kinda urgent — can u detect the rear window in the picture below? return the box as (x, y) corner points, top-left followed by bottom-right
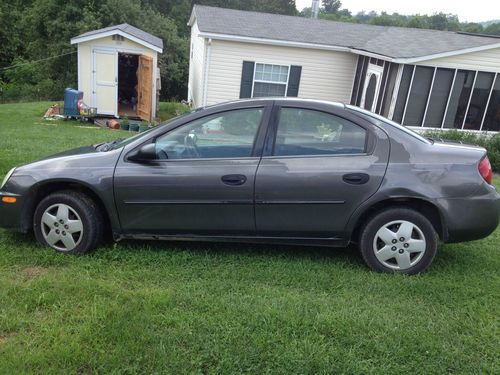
(346, 105), (431, 144)
(274, 108), (367, 156)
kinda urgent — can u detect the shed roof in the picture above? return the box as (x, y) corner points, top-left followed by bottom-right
(71, 23), (163, 53)
(190, 5), (500, 61)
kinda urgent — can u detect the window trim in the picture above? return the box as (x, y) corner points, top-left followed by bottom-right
(251, 62), (291, 98)
(267, 106), (371, 159)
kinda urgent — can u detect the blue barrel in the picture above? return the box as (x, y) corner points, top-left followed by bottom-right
(63, 88), (83, 116)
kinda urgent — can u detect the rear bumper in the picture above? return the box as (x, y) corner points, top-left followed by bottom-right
(0, 191), (26, 232)
(438, 188), (500, 243)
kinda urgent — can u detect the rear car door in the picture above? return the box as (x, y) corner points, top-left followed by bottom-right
(113, 103), (272, 236)
(254, 102), (390, 239)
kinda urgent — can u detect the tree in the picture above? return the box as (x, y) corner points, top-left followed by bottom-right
(370, 12), (405, 27)
(428, 13), (460, 31)
(484, 22), (500, 35)
(322, 0), (341, 14)
(462, 23), (484, 34)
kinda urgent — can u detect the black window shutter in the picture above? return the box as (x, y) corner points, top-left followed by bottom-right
(239, 61), (255, 98)
(286, 65), (302, 97)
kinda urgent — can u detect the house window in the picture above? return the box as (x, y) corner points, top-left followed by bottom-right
(483, 75), (500, 131)
(392, 65), (414, 124)
(442, 70), (476, 129)
(423, 68), (455, 128)
(252, 63), (289, 97)
(465, 72), (495, 130)
(403, 66), (434, 126)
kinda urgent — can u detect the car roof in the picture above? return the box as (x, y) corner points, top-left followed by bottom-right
(197, 98), (346, 111)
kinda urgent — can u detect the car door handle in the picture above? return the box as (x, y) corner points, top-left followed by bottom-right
(342, 173), (370, 185)
(221, 174), (247, 186)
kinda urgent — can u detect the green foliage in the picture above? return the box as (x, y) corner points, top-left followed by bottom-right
(423, 130), (500, 172)
(484, 22), (500, 35)
(322, 0), (341, 14)
(0, 0), (298, 103)
(157, 101), (190, 122)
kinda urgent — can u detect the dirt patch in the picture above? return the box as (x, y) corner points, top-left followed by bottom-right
(22, 266), (48, 279)
(0, 332), (18, 345)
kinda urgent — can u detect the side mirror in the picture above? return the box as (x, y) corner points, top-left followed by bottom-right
(128, 143), (157, 162)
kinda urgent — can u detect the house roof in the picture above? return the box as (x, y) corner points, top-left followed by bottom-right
(190, 5), (500, 61)
(71, 23), (163, 53)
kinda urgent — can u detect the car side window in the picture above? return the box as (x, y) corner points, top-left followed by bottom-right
(274, 108), (367, 156)
(155, 108), (263, 159)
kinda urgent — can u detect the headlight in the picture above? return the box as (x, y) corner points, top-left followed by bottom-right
(1, 167), (16, 190)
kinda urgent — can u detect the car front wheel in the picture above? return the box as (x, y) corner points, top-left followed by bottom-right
(33, 191), (104, 254)
(359, 208), (438, 275)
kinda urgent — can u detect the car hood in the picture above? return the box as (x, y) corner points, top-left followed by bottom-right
(38, 145), (100, 161)
(14, 144), (123, 175)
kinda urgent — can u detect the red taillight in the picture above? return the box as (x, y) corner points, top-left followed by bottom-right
(478, 156), (493, 185)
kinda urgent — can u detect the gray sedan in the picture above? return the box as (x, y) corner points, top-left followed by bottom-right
(1, 99), (498, 274)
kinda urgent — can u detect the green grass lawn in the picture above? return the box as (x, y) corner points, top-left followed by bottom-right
(0, 102), (499, 374)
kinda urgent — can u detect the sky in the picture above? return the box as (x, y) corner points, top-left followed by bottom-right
(295, 0), (500, 23)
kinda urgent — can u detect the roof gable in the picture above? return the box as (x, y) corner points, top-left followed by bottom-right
(190, 5), (500, 60)
(71, 24), (163, 53)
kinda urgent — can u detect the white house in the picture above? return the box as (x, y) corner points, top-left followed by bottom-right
(188, 6), (500, 132)
(71, 24), (163, 121)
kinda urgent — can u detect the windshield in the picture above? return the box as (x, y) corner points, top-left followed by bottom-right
(346, 105), (431, 144)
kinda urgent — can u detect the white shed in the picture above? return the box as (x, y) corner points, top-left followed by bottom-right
(71, 24), (163, 121)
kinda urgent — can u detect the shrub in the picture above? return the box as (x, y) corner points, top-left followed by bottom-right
(423, 130), (500, 172)
(157, 101), (190, 122)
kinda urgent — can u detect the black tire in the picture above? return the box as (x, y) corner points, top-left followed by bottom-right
(33, 190), (104, 254)
(359, 208), (438, 275)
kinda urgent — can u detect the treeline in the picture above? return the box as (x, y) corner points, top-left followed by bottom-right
(0, 0), (498, 103)
(303, 0), (500, 35)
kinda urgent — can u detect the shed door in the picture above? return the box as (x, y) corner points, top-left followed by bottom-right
(137, 55), (153, 121)
(92, 49), (117, 116)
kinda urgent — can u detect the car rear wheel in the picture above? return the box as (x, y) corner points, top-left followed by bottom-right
(359, 208), (438, 275)
(33, 191), (103, 254)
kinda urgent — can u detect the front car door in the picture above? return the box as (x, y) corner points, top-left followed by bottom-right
(114, 102), (272, 236)
(254, 101), (390, 241)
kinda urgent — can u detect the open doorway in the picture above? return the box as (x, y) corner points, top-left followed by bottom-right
(118, 53), (139, 118)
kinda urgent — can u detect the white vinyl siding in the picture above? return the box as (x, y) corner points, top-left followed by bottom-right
(188, 22), (206, 107)
(205, 39), (357, 106)
(416, 47), (500, 73)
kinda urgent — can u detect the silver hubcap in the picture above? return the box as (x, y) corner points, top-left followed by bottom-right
(373, 220), (426, 270)
(41, 203), (83, 251)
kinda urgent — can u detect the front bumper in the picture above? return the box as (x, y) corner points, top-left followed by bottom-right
(438, 187), (500, 243)
(0, 191), (26, 231)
